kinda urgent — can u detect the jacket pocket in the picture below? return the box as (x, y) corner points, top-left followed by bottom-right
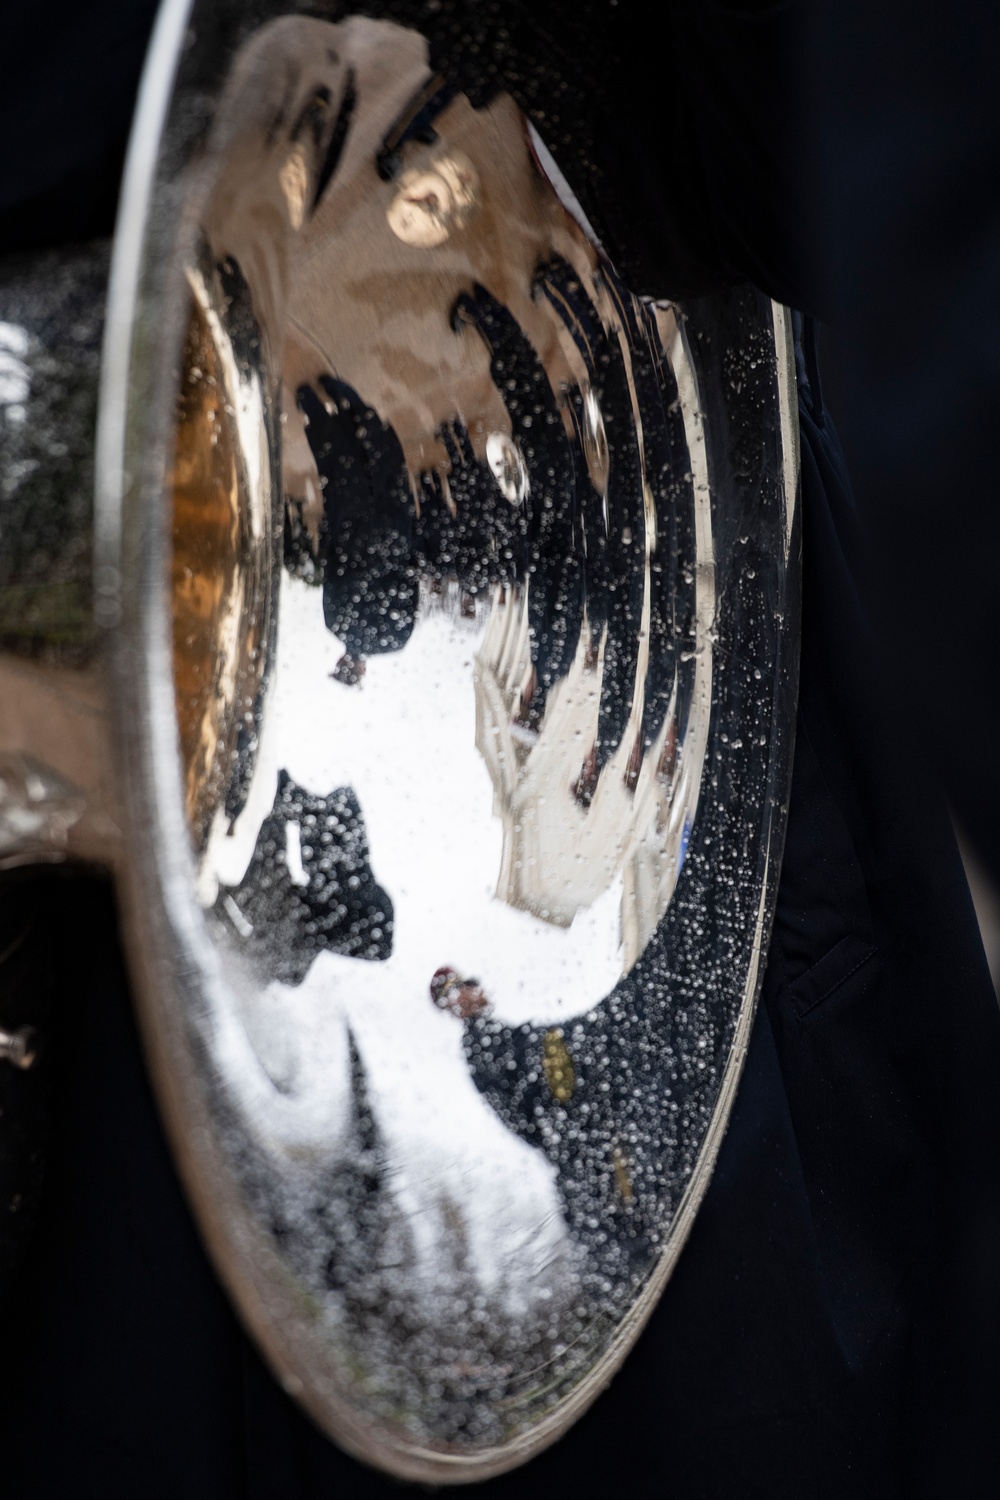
(785, 934), (878, 1021)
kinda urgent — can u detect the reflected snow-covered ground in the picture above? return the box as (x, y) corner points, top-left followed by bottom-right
(269, 575), (627, 1025)
(202, 571), (637, 1300)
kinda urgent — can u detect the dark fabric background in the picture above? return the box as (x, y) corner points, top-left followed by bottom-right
(2, 2), (1000, 1495)
(815, 0), (1000, 893)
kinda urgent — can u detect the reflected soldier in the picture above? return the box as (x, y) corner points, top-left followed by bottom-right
(431, 965), (665, 1298)
(296, 377), (419, 678)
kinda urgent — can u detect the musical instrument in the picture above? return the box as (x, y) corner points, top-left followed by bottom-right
(0, 1), (800, 1481)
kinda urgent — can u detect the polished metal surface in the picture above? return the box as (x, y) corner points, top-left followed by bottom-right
(1, 0), (800, 1483)
(0, 245), (119, 870)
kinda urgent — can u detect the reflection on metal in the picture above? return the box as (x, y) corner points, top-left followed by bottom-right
(386, 152), (479, 246)
(542, 1028), (576, 1104)
(172, 259), (278, 849)
(279, 146), (309, 231)
(0, 752), (85, 864)
(125, 12), (799, 1475)
(0, 245), (120, 870)
(580, 385), (609, 495)
(485, 431), (529, 505)
(0, 1025), (40, 1071)
(0, 0), (801, 1486)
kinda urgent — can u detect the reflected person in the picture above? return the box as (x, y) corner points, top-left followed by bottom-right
(431, 965), (664, 1298)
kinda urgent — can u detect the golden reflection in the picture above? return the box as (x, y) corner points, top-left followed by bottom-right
(543, 1028), (576, 1104)
(611, 1145), (634, 1204)
(171, 292), (267, 850)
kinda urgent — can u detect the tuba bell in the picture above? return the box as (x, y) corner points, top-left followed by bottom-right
(0, 1), (800, 1481)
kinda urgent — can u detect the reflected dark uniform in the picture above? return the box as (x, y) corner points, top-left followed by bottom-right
(462, 999), (659, 1296)
(296, 377), (419, 660)
(214, 771), (393, 986)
